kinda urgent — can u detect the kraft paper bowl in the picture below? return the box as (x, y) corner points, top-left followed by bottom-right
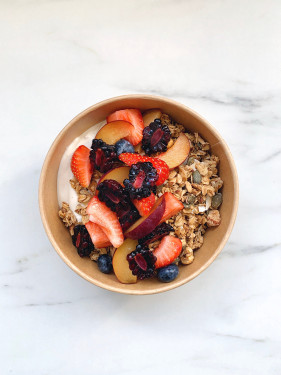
(39, 95), (239, 295)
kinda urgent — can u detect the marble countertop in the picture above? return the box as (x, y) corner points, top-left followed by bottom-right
(1, 0), (280, 374)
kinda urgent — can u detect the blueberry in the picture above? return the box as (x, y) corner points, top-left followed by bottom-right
(115, 139), (135, 156)
(97, 254), (113, 274)
(157, 264), (179, 283)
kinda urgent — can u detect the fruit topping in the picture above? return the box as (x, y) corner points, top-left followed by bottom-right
(97, 166), (130, 188)
(133, 192), (155, 217)
(117, 203), (140, 232)
(90, 139), (120, 173)
(98, 179), (126, 212)
(153, 235), (182, 269)
(127, 245), (157, 280)
(123, 162), (158, 200)
(125, 197), (166, 239)
(142, 119), (171, 155)
(138, 222), (174, 246)
(87, 196), (124, 248)
(157, 264), (179, 283)
(159, 192), (184, 224)
(95, 121), (134, 144)
(72, 225), (94, 257)
(119, 153), (169, 185)
(158, 133), (190, 169)
(71, 145), (93, 188)
(115, 139), (135, 156)
(97, 254), (113, 274)
(85, 221), (111, 248)
(142, 109), (162, 127)
(107, 109), (144, 146)
(112, 239), (138, 284)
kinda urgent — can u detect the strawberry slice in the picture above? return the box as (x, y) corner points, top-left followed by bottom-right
(87, 196), (124, 248)
(160, 192), (184, 223)
(119, 153), (169, 185)
(153, 235), (182, 269)
(133, 193), (156, 217)
(71, 145), (93, 188)
(85, 222), (111, 248)
(107, 109), (144, 146)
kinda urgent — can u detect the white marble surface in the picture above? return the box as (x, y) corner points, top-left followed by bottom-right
(1, 1), (281, 374)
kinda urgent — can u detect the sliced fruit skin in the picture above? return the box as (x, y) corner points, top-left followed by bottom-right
(119, 153), (169, 186)
(85, 221), (112, 248)
(153, 235), (182, 269)
(97, 166), (130, 189)
(71, 145), (92, 188)
(142, 109), (162, 127)
(112, 239), (138, 284)
(86, 196), (124, 248)
(125, 197), (166, 239)
(95, 120), (134, 145)
(138, 222), (174, 246)
(157, 133), (191, 169)
(107, 109), (144, 146)
(133, 193), (156, 217)
(159, 192), (184, 223)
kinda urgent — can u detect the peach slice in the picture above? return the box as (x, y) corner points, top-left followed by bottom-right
(97, 166), (130, 188)
(142, 109), (162, 127)
(95, 120), (134, 144)
(112, 239), (138, 284)
(125, 197), (166, 239)
(157, 133), (190, 169)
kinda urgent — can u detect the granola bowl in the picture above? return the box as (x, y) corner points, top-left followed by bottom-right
(39, 94), (238, 295)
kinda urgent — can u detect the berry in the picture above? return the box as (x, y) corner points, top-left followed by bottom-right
(97, 254), (113, 274)
(138, 222), (174, 246)
(107, 109), (144, 145)
(142, 119), (171, 155)
(85, 222), (111, 248)
(153, 235), (182, 269)
(124, 162), (158, 200)
(127, 244), (156, 280)
(72, 225), (94, 257)
(117, 203), (140, 232)
(119, 153), (169, 185)
(90, 139), (120, 173)
(87, 196), (124, 248)
(71, 145), (93, 187)
(133, 192), (155, 216)
(98, 179), (127, 212)
(157, 264), (179, 283)
(115, 139), (135, 156)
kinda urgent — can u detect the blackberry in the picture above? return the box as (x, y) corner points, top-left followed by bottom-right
(98, 179), (126, 212)
(90, 139), (120, 173)
(124, 162), (158, 200)
(138, 222), (174, 246)
(117, 203), (140, 232)
(142, 119), (171, 155)
(127, 245), (157, 280)
(72, 225), (94, 257)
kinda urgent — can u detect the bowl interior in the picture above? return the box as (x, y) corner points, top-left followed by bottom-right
(39, 95), (238, 294)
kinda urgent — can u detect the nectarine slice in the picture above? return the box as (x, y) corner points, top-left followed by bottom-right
(95, 121), (134, 144)
(97, 166), (130, 188)
(112, 239), (138, 284)
(158, 133), (190, 169)
(142, 109), (162, 127)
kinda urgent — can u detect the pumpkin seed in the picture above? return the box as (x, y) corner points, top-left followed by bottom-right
(192, 170), (202, 184)
(187, 157), (195, 166)
(211, 193), (222, 208)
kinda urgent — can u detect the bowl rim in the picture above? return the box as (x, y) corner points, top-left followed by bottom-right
(39, 94), (239, 295)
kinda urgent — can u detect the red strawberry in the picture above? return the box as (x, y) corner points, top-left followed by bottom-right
(119, 153), (169, 185)
(133, 193), (156, 217)
(107, 109), (144, 146)
(153, 235), (182, 269)
(87, 196), (124, 248)
(160, 192), (184, 223)
(85, 222), (111, 248)
(71, 145), (93, 188)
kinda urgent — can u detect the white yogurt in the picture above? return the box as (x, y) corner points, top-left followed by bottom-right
(57, 121), (106, 220)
